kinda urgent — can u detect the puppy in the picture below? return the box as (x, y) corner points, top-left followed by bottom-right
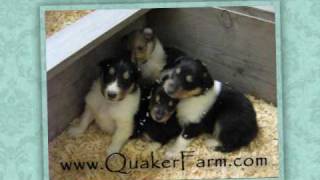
(125, 27), (186, 83)
(132, 84), (181, 145)
(161, 56), (258, 157)
(125, 27), (166, 82)
(68, 57), (141, 155)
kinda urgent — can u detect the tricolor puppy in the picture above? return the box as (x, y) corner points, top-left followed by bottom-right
(132, 84), (181, 145)
(161, 56), (258, 157)
(68, 57), (140, 155)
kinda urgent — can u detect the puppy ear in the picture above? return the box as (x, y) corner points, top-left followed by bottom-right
(143, 27), (154, 41)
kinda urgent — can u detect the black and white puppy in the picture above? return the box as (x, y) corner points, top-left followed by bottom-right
(125, 27), (186, 83)
(161, 56), (258, 157)
(68, 57), (141, 155)
(132, 84), (181, 145)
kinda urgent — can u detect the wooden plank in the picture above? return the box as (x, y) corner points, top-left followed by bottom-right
(147, 8), (276, 104)
(221, 6), (275, 22)
(46, 9), (149, 80)
(47, 17), (146, 141)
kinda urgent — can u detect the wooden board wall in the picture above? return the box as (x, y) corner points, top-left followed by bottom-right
(47, 18), (146, 141)
(147, 8), (276, 104)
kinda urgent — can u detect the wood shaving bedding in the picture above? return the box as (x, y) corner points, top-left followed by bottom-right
(49, 95), (279, 180)
(45, 10), (94, 37)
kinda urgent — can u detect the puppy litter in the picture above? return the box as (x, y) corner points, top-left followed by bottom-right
(49, 95), (279, 180)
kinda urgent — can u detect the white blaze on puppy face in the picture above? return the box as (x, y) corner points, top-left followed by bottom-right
(163, 79), (175, 94)
(106, 80), (120, 94)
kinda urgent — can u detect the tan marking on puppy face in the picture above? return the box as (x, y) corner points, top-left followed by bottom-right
(171, 87), (202, 99)
(150, 107), (174, 123)
(156, 95), (160, 103)
(186, 75), (193, 82)
(123, 71), (129, 80)
(160, 111), (175, 123)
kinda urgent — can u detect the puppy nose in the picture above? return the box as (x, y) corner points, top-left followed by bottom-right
(155, 109), (165, 120)
(107, 91), (117, 99)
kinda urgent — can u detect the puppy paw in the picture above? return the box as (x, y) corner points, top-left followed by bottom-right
(68, 126), (84, 137)
(165, 147), (180, 159)
(106, 146), (120, 156)
(205, 139), (220, 151)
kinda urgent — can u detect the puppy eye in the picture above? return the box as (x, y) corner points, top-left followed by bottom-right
(168, 101), (173, 106)
(186, 75), (193, 82)
(203, 73), (208, 77)
(123, 71), (129, 80)
(137, 46), (143, 51)
(156, 95), (160, 103)
(175, 68), (181, 74)
(109, 67), (115, 75)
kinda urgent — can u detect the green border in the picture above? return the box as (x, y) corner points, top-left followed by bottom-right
(40, 1), (283, 180)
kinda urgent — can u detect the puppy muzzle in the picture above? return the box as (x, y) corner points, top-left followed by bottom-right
(151, 107), (170, 123)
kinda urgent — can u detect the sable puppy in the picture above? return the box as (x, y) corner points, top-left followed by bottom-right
(68, 57), (141, 155)
(124, 27), (186, 83)
(161, 56), (258, 157)
(132, 84), (181, 145)
(125, 27), (166, 82)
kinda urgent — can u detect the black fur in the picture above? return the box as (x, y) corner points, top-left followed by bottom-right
(98, 56), (139, 99)
(131, 84), (181, 145)
(203, 85), (258, 152)
(164, 46), (187, 65)
(162, 56), (258, 152)
(162, 56), (213, 97)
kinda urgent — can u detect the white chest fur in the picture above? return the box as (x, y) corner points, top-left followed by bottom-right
(85, 79), (140, 129)
(177, 80), (222, 126)
(140, 38), (166, 81)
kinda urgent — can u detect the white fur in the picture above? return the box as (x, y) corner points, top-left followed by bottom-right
(106, 80), (120, 94)
(140, 38), (166, 80)
(205, 138), (221, 150)
(163, 79), (174, 92)
(165, 80), (222, 157)
(177, 80), (222, 126)
(165, 134), (191, 159)
(68, 79), (140, 155)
